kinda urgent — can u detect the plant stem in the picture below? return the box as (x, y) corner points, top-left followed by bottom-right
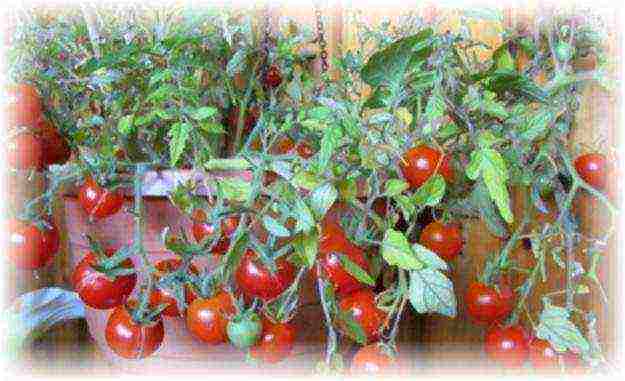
(316, 268), (338, 366)
(232, 61), (260, 156)
(132, 163), (154, 321)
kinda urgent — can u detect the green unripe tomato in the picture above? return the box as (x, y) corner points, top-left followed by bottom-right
(555, 42), (574, 63)
(227, 312), (262, 349)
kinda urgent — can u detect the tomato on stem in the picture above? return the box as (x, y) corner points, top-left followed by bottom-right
(7, 219), (59, 270)
(72, 248), (137, 310)
(574, 153), (607, 190)
(263, 65), (283, 88)
(235, 249), (296, 302)
(105, 301), (164, 359)
(78, 177), (125, 220)
(8, 132), (43, 170)
(38, 119), (71, 166)
(149, 258), (199, 317)
(186, 290), (235, 344)
(192, 212), (239, 256)
(338, 289), (387, 343)
(465, 281), (514, 324)
(400, 145), (454, 189)
(315, 219), (371, 296)
(484, 324), (530, 367)
(529, 338), (585, 374)
(249, 316), (296, 363)
(227, 311), (262, 349)
(419, 221), (463, 261)
(350, 343), (396, 375)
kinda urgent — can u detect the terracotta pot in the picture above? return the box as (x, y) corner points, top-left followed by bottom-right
(64, 169), (326, 373)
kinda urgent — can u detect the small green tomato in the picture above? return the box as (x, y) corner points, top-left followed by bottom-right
(227, 312), (262, 349)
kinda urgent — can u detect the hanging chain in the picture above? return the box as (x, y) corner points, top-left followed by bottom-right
(314, 2), (329, 74)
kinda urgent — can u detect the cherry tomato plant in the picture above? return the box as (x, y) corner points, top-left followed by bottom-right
(3, 3), (618, 376)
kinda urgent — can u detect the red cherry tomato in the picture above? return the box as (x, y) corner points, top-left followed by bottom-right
(529, 339), (585, 374)
(7, 219), (59, 270)
(339, 289), (387, 343)
(400, 145), (454, 189)
(4, 84), (42, 129)
(264, 65), (283, 88)
(484, 324), (530, 367)
(149, 258), (199, 317)
(72, 248), (137, 310)
(316, 220), (370, 296)
(235, 249), (296, 302)
(295, 141), (315, 159)
(465, 281), (514, 324)
(186, 291), (235, 344)
(249, 316), (296, 363)
(574, 153), (607, 190)
(105, 302), (164, 359)
(419, 221), (463, 261)
(8, 132), (43, 170)
(78, 177), (125, 220)
(192, 214), (239, 256)
(37, 119), (71, 166)
(350, 343), (395, 375)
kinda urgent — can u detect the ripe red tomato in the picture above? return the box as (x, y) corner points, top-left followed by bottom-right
(149, 258), (199, 317)
(264, 65), (283, 88)
(574, 153), (607, 190)
(186, 291), (235, 344)
(192, 214), (239, 256)
(78, 177), (125, 220)
(7, 219), (59, 270)
(8, 131), (43, 170)
(4, 84), (42, 129)
(235, 249), (296, 301)
(419, 221), (463, 261)
(465, 281), (514, 324)
(399, 145), (454, 189)
(37, 119), (71, 166)
(484, 324), (530, 367)
(249, 316), (295, 363)
(72, 248), (137, 310)
(350, 343), (395, 375)
(529, 339), (585, 374)
(105, 302), (164, 359)
(295, 141), (315, 159)
(338, 289), (387, 343)
(316, 220), (370, 296)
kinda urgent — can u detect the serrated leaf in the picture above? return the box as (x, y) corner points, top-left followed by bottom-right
(309, 183), (338, 219)
(293, 199), (315, 233)
(536, 301), (590, 354)
(117, 114), (134, 135)
(216, 177), (252, 203)
(413, 174), (446, 207)
(412, 243), (448, 271)
(519, 107), (557, 141)
(408, 268), (457, 317)
(393, 194), (415, 220)
(338, 254), (375, 286)
(381, 229), (423, 270)
(470, 181), (508, 238)
(262, 215), (290, 237)
(190, 106), (217, 121)
(168, 122), (192, 167)
(292, 230), (318, 269)
(384, 179), (409, 197)
(317, 125), (343, 172)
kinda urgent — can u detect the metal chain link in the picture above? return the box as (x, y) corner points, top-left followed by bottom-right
(314, 2), (329, 74)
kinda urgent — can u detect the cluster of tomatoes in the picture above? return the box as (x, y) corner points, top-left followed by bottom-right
(6, 84), (71, 271)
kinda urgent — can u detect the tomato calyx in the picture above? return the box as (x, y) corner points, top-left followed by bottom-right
(84, 235), (136, 279)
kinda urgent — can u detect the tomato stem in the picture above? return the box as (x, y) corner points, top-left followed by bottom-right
(316, 267), (338, 366)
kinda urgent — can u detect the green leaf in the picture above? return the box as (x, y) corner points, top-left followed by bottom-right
(424, 88), (445, 134)
(393, 194), (416, 220)
(408, 268), (457, 317)
(493, 44), (515, 71)
(384, 179), (409, 197)
(338, 254), (375, 286)
(412, 243), (448, 271)
(168, 122), (192, 167)
(361, 28), (434, 86)
(309, 183), (338, 219)
(149, 69), (173, 87)
(292, 230), (319, 269)
(519, 107), (558, 141)
(470, 181), (508, 238)
(381, 229), (423, 270)
(190, 106), (218, 121)
(413, 174), (446, 207)
(216, 177), (253, 203)
(262, 215), (290, 238)
(227, 49), (248, 76)
(291, 170), (324, 191)
(317, 125), (343, 172)
(293, 199), (315, 233)
(117, 114), (134, 135)
(339, 311), (367, 345)
(536, 301), (591, 354)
